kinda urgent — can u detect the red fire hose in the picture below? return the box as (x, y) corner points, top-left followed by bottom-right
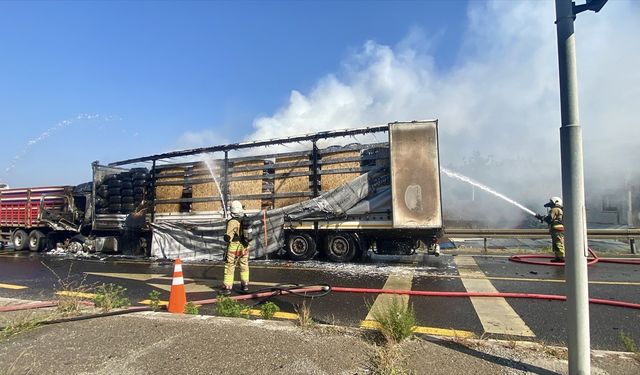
(509, 248), (640, 267)
(191, 285), (329, 306)
(329, 286), (640, 310)
(0, 300), (94, 313)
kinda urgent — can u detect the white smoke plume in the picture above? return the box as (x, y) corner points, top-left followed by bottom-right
(239, 0), (640, 227)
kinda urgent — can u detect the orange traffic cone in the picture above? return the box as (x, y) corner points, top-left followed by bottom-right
(167, 258), (187, 313)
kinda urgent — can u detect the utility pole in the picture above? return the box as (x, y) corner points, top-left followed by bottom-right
(554, 1), (607, 374)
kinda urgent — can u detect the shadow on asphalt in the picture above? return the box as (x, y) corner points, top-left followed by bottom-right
(428, 338), (561, 375)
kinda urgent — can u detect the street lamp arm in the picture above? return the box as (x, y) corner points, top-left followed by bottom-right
(573, 0), (608, 15)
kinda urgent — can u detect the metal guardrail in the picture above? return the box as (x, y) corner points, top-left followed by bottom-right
(444, 228), (639, 254)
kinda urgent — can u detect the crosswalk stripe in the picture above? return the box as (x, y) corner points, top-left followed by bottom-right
(454, 256), (535, 337)
(364, 269), (415, 321)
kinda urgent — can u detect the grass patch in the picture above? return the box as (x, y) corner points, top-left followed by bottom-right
(216, 296), (243, 318)
(259, 301), (280, 320)
(620, 330), (638, 353)
(1, 316), (42, 341)
(369, 344), (412, 375)
(42, 261), (92, 316)
(184, 302), (199, 315)
(540, 342), (568, 360)
(371, 297), (416, 344)
(295, 301), (315, 328)
(93, 283), (130, 312)
(148, 290), (161, 312)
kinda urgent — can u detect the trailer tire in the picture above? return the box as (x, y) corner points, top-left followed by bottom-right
(286, 232), (316, 261)
(108, 187), (121, 196)
(121, 181), (133, 190)
(108, 195), (122, 204)
(107, 179), (122, 187)
(97, 185), (109, 198)
(132, 172), (148, 180)
(121, 203), (135, 213)
(121, 196), (134, 204)
(28, 230), (45, 252)
(120, 188), (134, 196)
(95, 197), (108, 208)
(11, 230), (29, 251)
(133, 178), (147, 187)
(324, 233), (357, 262)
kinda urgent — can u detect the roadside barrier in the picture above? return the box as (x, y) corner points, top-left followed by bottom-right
(167, 258), (187, 313)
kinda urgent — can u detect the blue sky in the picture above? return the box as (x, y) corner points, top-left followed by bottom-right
(0, 0), (467, 185)
(1, 0), (639, 222)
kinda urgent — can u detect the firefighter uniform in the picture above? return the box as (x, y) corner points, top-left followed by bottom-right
(547, 206), (565, 260)
(536, 197), (565, 261)
(222, 201), (251, 292)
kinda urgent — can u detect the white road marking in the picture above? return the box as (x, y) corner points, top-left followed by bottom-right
(454, 256), (535, 337)
(364, 269), (415, 321)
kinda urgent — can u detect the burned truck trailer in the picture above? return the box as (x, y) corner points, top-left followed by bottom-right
(1, 120), (443, 262)
(100, 120), (444, 262)
(0, 186), (85, 251)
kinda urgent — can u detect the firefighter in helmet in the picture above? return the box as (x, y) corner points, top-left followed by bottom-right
(221, 200), (252, 295)
(535, 196), (565, 262)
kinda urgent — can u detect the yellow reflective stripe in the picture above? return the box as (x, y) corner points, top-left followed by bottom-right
(228, 243), (244, 251)
(360, 320), (475, 338)
(0, 283), (28, 290)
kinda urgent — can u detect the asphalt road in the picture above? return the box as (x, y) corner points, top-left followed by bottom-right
(0, 249), (638, 352)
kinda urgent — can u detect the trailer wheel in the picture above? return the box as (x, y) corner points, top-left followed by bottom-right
(286, 232), (316, 261)
(324, 233), (357, 262)
(11, 230), (29, 251)
(28, 230), (45, 252)
(107, 179), (122, 187)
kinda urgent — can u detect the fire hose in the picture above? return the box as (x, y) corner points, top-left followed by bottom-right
(509, 248), (640, 266)
(2, 281), (638, 334)
(329, 286), (640, 310)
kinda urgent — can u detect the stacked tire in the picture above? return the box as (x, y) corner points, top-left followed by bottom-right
(95, 168), (150, 215)
(95, 182), (110, 214)
(130, 168), (150, 211)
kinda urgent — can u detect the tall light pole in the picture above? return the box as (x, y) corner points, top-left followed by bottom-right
(554, 1), (607, 374)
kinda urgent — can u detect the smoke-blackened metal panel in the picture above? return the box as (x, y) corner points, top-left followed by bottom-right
(389, 121), (442, 229)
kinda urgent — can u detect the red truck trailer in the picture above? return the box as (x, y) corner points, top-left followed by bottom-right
(0, 186), (77, 251)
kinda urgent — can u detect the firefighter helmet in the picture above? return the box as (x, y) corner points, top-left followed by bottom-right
(230, 200), (244, 216)
(549, 196), (563, 208)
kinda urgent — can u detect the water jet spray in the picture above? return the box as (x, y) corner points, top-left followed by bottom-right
(441, 167), (537, 216)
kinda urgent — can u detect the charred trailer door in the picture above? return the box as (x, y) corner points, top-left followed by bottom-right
(388, 120), (443, 251)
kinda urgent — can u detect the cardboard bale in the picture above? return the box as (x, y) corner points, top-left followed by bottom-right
(274, 156), (310, 208)
(229, 160), (264, 210)
(154, 167), (184, 213)
(321, 150), (361, 191)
